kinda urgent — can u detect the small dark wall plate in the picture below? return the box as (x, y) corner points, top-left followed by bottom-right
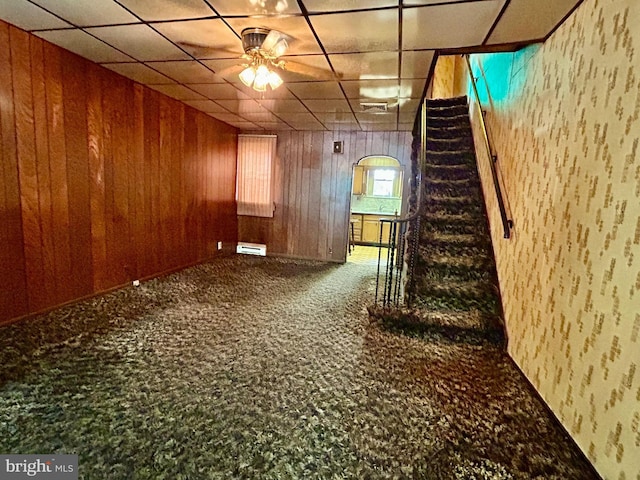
(333, 141), (343, 154)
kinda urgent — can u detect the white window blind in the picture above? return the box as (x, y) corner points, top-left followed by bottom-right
(236, 134), (276, 217)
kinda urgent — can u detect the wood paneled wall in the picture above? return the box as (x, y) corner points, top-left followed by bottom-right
(0, 22), (238, 325)
(238, 131), (412, 262)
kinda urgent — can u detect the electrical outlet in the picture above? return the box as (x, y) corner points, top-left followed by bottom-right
(132, 280), (140, 287)
(217, 241), (223, 250)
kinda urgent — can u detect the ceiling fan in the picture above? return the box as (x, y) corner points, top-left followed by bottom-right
(192, 27), (340, 92)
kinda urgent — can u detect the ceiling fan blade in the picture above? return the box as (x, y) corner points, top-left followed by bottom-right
(280, 60), (341, 81)
(177, 41), (240, 59)
(261, 29), (291, 57)
(215, 64), (245, 79)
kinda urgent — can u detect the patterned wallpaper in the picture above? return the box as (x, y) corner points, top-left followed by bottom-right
(467, 0), (640, 478)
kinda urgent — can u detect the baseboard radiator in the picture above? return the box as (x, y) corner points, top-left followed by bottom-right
(236, 242), (267, 256)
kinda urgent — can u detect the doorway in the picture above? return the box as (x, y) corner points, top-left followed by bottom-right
(347, 156), (404, 264)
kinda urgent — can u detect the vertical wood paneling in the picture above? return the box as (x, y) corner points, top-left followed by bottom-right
(43, 42), (72, 303)
(0, 21), (238, 325)
(11, 27), (47, 312)
(62, 50), (93, 299)
(0, 23), (28, 319)
(86, 63), (108, 291)
(238, 130), (413, 262)
(131, 84), (146, 278)
(30, 36), (57, 308)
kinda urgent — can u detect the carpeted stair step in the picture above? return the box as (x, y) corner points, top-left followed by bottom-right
(426, 137), (473, 152)
(426, 125), (472, 140)
(421, 212), (488, 236)
(411, 282), (500, 315)
(424, 193), (480, 207)
(427, 114), (470, 128)
(368, 306), (504, 345)
(419, 236), (493, 260)
(424, 197), (484, 216)
(425, 232), (491, 247)
(427, 103), (469, 118)
(426, 96), (468, 108)
(416, 249), (496, 276)
(426, 151), (476, 166)
(426, 164), (477, 181)
(425, 178), (481, 197)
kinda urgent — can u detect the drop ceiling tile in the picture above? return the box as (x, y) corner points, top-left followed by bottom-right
(148, 84), (205, 100)
(341, 79), (400, 100)
(322, 121), (360, 131)
(360, 121), (398, 131)
(278, 54), (337, 82)
(355, 111), (397, 122)
(216, 98), (263, 114)
(208, 112), (245, 122)
(86, 24), (190, 61)
(315, 111), (357, 123)
(287, 121), (325, 130)
(116, 0), (217, 21)
(145, 60), (220, 83)
(234, 124), (264, 131)
(31, 0), (137, 27)
(310, 9), (398, 53)
(183, 99), (228, 113)
(187, 83), (247, 99)
(275, 112), (319, 124)
(241, 111), (281, 123)
(301, 99), (352, 113)
(349, 97), (399, 112)
(257, 99), (309, 113)
(206, 0), (301, 16)
(35, 29), (133, 63)
(401, 50), (435, 79)
(153, 19), (242, 59)
(303, 0), (396, 12)
(259, 122), (293, 130)
(0, 0), (70, 30)
(400, 79), (427, 98)
(201, 58), (244, 80)
(225, 16), (322, 55)
(329, 51), (399, 80)
(398, 98), (421, 116)
(286, 81), (343, 99)
(487, 0), (578, 45)
(403, 1), (504, 50)
(402, 0), (461, 4)
(104, 62), (174, 84)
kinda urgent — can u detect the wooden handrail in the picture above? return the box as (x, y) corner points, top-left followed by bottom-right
(464, 55), (512, 239)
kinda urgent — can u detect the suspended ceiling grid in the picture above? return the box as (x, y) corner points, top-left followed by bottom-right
(0, 0), (582, 132)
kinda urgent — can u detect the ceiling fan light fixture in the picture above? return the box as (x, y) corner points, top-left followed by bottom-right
(271, 38), (289, 58)
(267, 69), (283, 89)
(253, 64), (271, 91)
(239, 66), (257, 87)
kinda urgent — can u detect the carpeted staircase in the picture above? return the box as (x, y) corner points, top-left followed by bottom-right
(377, 96), (506, 346)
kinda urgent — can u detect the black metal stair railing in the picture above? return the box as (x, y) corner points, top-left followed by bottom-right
(374, 99), (426, 308)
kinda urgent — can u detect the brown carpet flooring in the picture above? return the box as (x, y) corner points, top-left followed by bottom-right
(0, 255), (598, 479)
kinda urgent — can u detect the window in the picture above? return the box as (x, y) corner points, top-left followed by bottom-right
(372, 169), (396, 197)
(236, 135), (276, 217)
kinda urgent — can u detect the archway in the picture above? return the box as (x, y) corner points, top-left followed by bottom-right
(347, 156), (404, 264)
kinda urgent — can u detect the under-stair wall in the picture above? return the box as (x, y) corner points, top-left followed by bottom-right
(466, 0), (640, 478)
